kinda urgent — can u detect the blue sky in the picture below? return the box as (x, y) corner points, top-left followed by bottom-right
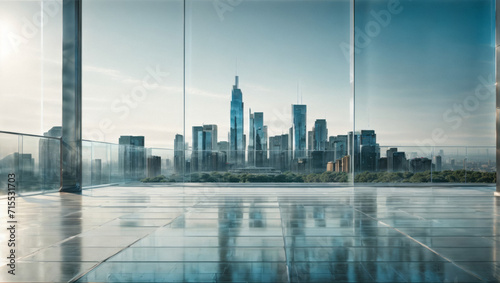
(0, 0), (495, 149)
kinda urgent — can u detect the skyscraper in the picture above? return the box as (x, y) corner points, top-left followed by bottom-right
(118, 136), (145, 180)
(313, 119), (327, 151)
(192, 126), (203, 172)
(39, 126), (62, 187)
(229, 76), (245, 166)
(360, 130), (379, 172)
(329, 135), (348, 162)
(387, 148), (407, 172)
(174, 134), (184, 174)
(248, 110), (267, 167)
(202, 125), (218, 171)
(292, 104), (307, 159)
(348, 131), (360, 172)
(269, 134), (289, 171)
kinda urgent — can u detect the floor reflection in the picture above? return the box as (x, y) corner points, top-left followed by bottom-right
(63, 185), (500, 283)
(60, 192), (82, 281)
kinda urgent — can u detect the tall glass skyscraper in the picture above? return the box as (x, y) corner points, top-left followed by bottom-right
(292, 104), (307, 159)
(230, 76), (245, 166)
(314, 119), (328, 151)
(248, 111), (267, 167)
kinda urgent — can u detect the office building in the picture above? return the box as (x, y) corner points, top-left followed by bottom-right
(118, 135), (145, 180)
(248, 111), (267, 167)
(292, 104), (307, 159)
(39, 126), (62, 186)
(409, 157), (432, 173)
(147, 156), (162, 178)
(269, 134), (290, 171)
(229, 76), (245, 166)
(314, 119), (328, 151)
(174, 134), (185, 174)
(360, 130), (379, 172)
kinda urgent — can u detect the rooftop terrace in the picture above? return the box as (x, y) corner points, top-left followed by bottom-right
(0, 184), (499, 282)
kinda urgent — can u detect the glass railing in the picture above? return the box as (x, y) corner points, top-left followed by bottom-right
(352, 146), (496, 184)
(0, 131), (495, 195)
(0, 131), (61, 195)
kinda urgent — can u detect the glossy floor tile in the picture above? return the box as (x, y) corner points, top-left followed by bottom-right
(0, 184), (499, 282)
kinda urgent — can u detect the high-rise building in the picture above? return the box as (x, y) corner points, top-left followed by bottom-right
(174, 134), (184, 174)
(39, 126), (62, 186)
(360, 130), (378, 172)
(292, 104), (307, 159)
(248, 111), (267, 167)
(308, 130), (315, 153)
(409, 157), (432, 173)
(118, 136), (145, 180)
(229, 76), (245, 166)
(248, 111), (255, 166)
(314, 119), (327, 151)
(386, 148), (407, 172)
(269, 134), (289, 171)
(329, 135), (348, 162)
(434, 155), (442, 171)
(348, 131), (360, 172)
(147, 156), (162, 178)
(192, 125), (219, 172)
(192, 126), (203, 172)
(202, 125), (218, 171)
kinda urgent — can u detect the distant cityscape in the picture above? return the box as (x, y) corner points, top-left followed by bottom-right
(0, 76), (495, 188)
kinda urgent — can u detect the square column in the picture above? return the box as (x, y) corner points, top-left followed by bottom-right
(60, 0), (82, 192)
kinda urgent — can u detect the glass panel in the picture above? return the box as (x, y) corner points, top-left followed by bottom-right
(185, 0), (351, 182)
(353, 0), (495, 183)
(82, 140), (92, 187)
(0, 132), (60, 194)
(0, 0), (62, 135)
(82, 0), (184, 152)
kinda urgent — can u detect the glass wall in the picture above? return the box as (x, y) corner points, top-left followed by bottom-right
(0, 132), (60, 194)
(352, 0), (496, 183)
(0, 0), (496, 189)
(82, 0), (184, 149)
(0, 0), (62, 136)
(184, 0), (351, 182)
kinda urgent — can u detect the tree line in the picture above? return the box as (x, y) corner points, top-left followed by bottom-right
(141, 170), (495, 183)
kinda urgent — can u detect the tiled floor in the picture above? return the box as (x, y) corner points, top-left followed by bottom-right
(0, 184), (499, 282)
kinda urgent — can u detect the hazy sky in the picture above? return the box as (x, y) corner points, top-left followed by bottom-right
(0, 0), (495, 150)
